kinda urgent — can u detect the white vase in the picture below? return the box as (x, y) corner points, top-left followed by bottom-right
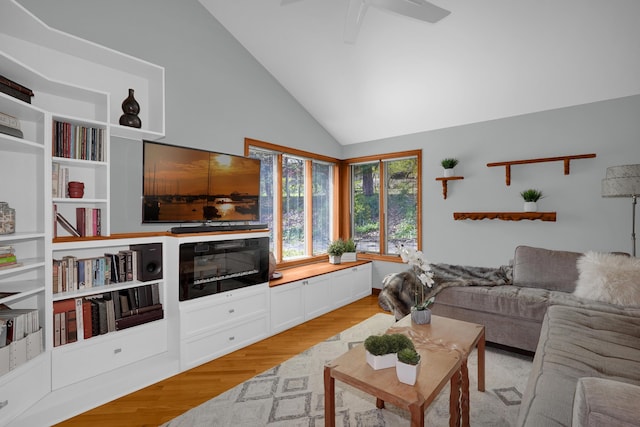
(366, 351), (397, 370)
(411, 308), (431, 325)
(443, 168), (455, 178)
(524, 201), (538, 212)
(396, 360), (421, 385)
(328, 255), (341, 264)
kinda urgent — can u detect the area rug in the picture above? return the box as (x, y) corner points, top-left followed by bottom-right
(163, 313), (533, 426)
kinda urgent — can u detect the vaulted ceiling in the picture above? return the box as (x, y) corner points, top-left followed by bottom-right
(199, 0), (640, 145)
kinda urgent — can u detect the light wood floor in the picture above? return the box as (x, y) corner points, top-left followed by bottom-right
(54, 295), (385, 427)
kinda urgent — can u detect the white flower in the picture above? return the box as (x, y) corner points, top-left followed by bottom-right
(398, 245), (434, 288)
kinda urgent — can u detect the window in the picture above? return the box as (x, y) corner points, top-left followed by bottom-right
(348, 151), (421, 256)
(246, 139), (337, 263)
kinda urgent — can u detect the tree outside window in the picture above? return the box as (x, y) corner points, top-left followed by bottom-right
(350, 152), (420, 256)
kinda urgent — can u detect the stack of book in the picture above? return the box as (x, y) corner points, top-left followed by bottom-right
(0, 307), (42, 374)
(0, 112), (22, 139)
(52, 248), (138, 294)
(53, 284), (162, 347)
(0, 246), (20, 271)
(51, 163), (70, 198)
(53, 206), (102, 238)
(52, 119), (105, 161)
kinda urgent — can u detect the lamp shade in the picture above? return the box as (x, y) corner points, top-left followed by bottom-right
(601, 164), (640, 197)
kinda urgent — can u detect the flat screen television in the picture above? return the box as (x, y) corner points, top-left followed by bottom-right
(142, 140), (261, 224)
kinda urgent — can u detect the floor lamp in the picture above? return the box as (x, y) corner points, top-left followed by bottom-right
(602, 164), (640, 257)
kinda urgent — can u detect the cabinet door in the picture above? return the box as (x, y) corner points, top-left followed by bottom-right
(330, 269), (352, 308)
(270, 281), (304, 334)
(304, 275), (333, 320)
(351, 264), (372, 300)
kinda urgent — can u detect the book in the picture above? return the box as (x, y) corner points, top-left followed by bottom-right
(0, 123), (23, 139)
(0, 112), (20, 129)
(0, 255), (17, 264)
(56, 212), (81, 237)
(0, 75), (34, 104)
(115, 308), (163, 330)
(0, 262), (22, 271)
(121, 303), (162, 318)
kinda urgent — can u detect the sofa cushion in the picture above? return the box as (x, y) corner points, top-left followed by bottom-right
(574, 251), (640, 306)
(517, 305), (640, 427)
(433, 285), (550, 322)
(512, 246), (582, 292)
(573, 377), (640, 427)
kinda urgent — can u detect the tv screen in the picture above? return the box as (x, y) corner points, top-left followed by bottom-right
(142, 140), (261, 224)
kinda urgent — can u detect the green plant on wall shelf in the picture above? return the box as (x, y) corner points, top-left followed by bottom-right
(520, 189), (544, 202)
(441, 158), (459, 169)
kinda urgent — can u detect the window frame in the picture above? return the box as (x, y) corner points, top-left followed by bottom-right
(342, 150), (422, 262)
(245, 138), (340, 269)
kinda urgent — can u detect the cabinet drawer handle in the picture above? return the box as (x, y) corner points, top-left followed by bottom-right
(228, 336), (235, 341)
(114, 348), (122, 354)
(229, 308), (235, 314)
(0, 400), (7, 410)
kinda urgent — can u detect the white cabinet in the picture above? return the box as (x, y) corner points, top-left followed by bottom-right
(270, 280), (304, 334)
(50, 237), (168, 389)
(52, 319), (167, 390)
(179, 284), (270, 370)
(350, 263), (372, 300)
(270, 262), (372, 335)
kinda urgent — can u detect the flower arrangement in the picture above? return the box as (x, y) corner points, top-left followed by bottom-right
(399, 245), (435, 311)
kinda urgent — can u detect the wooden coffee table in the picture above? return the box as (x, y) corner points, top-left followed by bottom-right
(324, 314), (485, 427)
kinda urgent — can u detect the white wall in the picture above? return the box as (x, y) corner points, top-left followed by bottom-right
(344, 95), (640, 286)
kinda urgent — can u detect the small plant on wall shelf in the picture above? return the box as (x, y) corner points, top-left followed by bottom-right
(520, 189), (544, 202)
(441, 158), (459, 177)
(520, 189), (544, 212)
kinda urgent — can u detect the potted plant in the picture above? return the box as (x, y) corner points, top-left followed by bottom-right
(327, 239), (346, 264)
(341, 238), (357, 262)
(398, 245), (435, 324)
(396, 347), (421, 385)
(441, 158), (459, 177)
(364, 333), (414, 370)
(520, 189), (544, 212)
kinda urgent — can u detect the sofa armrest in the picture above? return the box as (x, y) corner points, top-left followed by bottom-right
(572, 377), (640, 427)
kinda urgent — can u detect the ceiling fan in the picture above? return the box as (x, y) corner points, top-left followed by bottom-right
(281, 0), (451, 43)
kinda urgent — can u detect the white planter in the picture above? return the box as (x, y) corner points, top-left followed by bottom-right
(524, 201), (538, 212)
(411, 308), (431, 325)
(328, 255), (341, 264)
(366, 351), (397, 370)
(396, 360), (421, 385)
(443, 168), (455, 178)
(341, 252), (357, 262)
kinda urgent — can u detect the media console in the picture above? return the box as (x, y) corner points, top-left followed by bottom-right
(170, 224), (268, 234)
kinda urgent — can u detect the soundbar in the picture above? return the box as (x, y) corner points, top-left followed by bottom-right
(170, 224), (268, 234)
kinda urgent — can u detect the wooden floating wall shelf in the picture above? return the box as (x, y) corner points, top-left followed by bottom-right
(453, 212), (557, 222)
(486, 153), (596, 186)
(435, 176), (464, 199)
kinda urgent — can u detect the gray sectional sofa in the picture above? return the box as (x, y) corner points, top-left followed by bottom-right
(380, 245), (640, 426)
(430, 245), (639, 352)
(428, 245), (640, 426)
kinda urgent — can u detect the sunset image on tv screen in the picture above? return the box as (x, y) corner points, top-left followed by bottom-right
(142, 141), (260, 223)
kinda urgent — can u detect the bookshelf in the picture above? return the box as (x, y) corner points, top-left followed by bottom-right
(0, 0), (166, 424)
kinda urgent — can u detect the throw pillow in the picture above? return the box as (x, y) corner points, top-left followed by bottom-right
(574, 251), (640, 306)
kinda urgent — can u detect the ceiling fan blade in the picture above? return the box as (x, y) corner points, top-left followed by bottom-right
(344, 0), (369, 44)
(368, 0), (450, 23)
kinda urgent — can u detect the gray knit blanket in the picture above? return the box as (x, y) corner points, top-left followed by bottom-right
(378, 263), (513, 320)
